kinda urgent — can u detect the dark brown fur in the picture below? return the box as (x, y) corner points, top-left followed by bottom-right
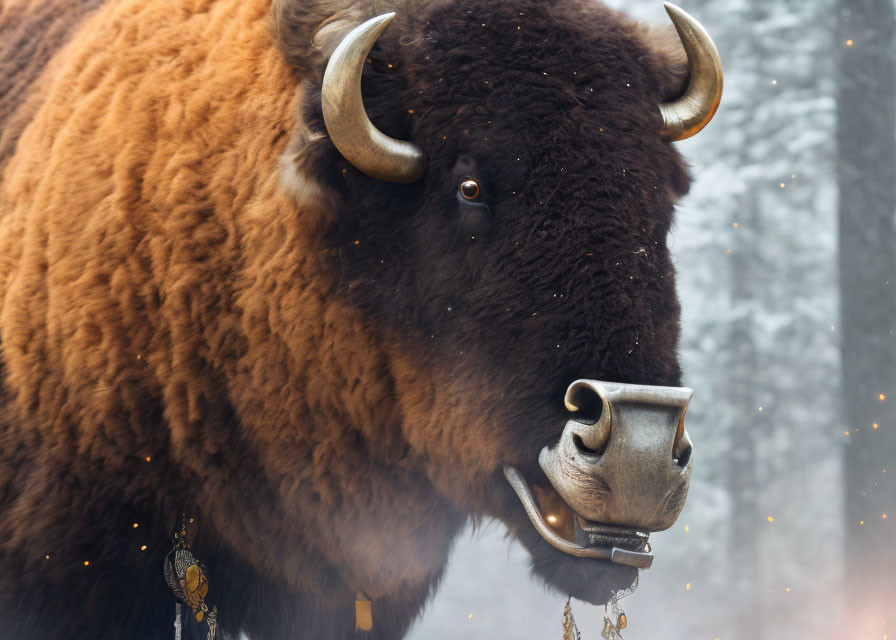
(0, 0), (690, 638)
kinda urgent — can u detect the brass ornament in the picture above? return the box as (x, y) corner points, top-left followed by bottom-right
(561, 578), (638, 640)
(600, 576), (638, 640)
(562, 599), (582, 640)
(180, 564), (210, 616)
(164, 514), (218, 640)
(355, 590), (373, 632)
(321, 13), (425, 183)
(659, 3), (724, 141)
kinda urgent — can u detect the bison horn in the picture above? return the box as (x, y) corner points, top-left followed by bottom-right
(659, 3), (723, 141)
(321, 13), (425, 183)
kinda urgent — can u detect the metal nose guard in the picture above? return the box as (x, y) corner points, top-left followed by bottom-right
(504, 380), (692, 571)
(504, 466), (656, 569)
(541, 381), (693, 529)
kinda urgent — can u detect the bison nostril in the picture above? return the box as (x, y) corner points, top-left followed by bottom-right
(674, 444), (692, 468)
(564, 381), (612, 455)
(566, 385), (603, 426)
(572, 432), (607, 457)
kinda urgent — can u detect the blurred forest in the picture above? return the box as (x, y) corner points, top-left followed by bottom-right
(408, 1), (896, 639)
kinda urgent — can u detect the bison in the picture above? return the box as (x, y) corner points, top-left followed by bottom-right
(0, 0), (722, 638)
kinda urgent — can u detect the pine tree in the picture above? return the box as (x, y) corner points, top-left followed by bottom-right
(836, 1), (896, 637)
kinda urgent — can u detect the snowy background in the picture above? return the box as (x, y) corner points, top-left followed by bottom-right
(407, 1), (896, 639)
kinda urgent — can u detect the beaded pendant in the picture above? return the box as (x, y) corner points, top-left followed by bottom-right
(601, 575), (638, 639)
(163, 514), (218, 640)
(563, 575), (638, 640)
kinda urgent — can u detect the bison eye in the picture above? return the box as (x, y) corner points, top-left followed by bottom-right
(459, 180), (481, 201)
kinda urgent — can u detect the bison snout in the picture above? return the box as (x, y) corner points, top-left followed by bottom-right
(540, 380), (694, 532)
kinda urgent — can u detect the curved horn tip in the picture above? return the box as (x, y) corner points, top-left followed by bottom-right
(662, 3), (684, 17)
(662, 3), (700, 29)
(658, 3), (724, 141)
(321, 12), (426, 183)
(369, 12), (396, 30)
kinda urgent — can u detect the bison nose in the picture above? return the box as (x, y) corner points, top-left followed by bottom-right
(563, 381), (693, 466)
(540, 380), (694, 532)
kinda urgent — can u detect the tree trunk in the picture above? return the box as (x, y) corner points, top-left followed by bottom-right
(837, 1), (896, 637)
(727, 188), (763, 640)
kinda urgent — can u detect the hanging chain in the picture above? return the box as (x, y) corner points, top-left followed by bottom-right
(562, 575), (639, 640)
(601, 575), (637, 639)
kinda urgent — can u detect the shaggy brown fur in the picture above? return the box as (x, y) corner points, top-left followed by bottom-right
(0, 0), (105, 172)
(0, 0), (692, 638)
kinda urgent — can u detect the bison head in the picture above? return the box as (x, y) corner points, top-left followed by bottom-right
(277, 0), (721, 605)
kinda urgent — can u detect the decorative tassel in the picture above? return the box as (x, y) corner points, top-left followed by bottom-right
(601, 575), (637, 639)
(563, 575), (638, 640)
(562, 599), (581, 640)
(355, 590), (373, 632)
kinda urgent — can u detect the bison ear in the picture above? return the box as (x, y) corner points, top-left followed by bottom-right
(273, 0), (371, 76)
(282, 128), (345, 210)
(639, 23), (690, 103)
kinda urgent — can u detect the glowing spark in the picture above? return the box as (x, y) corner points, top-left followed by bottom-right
(767, 516), (775, 522)
(884, 514), (888, 519)
(860, 520), (865, 525)
(846, 39), (854, 46)
(785, 587), (791, 593)
(84, 561), (90, 567)
(140, 545), (147, 551)
(145, 456), (151, 462)
(779, 183), (786, 188)
(873, 423), (879, 430)
(685, 524), (689, 533)
(733, 223), (739, 228)
(844, 431), (850, 436)
(546, 515), (558, 524)
(468, 613), (474, 620)
(880, 394), (887, 402)
(685, 583), (691, 591)
(45, 555), (50, 560)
